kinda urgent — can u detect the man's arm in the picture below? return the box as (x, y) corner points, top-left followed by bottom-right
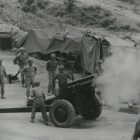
(55, 73), (58, 80)
(34, 66), (37, 75)
(42, 91), (46, 101)
(46, 61), (50, 71)
(66, 72), (72, 80)
(13, 56), (18, 65)
(22, 67), (26, 74)
(26, 53), (29, 59)
(30, 89), (35, 99)
(3, 67), (7, 78)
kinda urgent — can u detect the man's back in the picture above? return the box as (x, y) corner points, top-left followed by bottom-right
(30, 87), (45, 102)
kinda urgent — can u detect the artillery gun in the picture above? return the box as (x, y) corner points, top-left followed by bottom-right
(46, 74), (102, 127)
(0, 75), (102, 128)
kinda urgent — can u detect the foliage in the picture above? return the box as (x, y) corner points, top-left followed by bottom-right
(118, 0), (136, 4)
(64, 0), (76, 13)
(20, 0), (50, 13)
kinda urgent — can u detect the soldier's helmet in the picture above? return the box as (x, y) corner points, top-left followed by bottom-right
(34, 81), (40, 87)
(58, 65), (64, 70)
(28, 58), (33, 64)
(51, 53), (56, 58)
(97, 60), (103, 64)
(20, 47), (25, 52)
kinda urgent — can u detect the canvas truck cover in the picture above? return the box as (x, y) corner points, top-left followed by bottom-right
(81, 34), (101, 74)
(46, 32), (81, 57)
(23, 29), (54, 54)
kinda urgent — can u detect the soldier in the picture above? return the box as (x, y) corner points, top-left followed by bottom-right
(46, 53), (58, 95)
(23, 59), (37, 98)
(95, 60), (104, 103)
(0, 59), (7, 99)
(30, 81), (48, 125)
(55, 65), (72, 96)
(13, 47), (29, 87)
(95, 60), (103, 76)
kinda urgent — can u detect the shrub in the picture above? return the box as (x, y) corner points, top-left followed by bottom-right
(64, 0), (76, 13)
(21, 0), (50, 13)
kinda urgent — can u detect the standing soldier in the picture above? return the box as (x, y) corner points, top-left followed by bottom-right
(95, 60), (103, 76)
(13, 47), (29, 87)
(23, 59), (37, 98)
(95, 60), (104, 103)
(46, 53), (58, 95)
(55, 65), (72, 97)
(0, 59), (7, 99)
(30, 81), (48, 125)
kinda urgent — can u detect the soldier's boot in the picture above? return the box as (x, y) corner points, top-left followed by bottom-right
(26, 91), (30, 99)
(30, 118), (34, 123)
(22, 81), (24, 87)
(1, 94), (6, 99)
(21, 76), (25, 87)
(44, 122), (48, 125)
(1, 85), (6, 99)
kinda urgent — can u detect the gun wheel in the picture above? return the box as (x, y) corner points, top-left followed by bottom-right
(82, 95), (102, 120)
(49, 99), (76, 128)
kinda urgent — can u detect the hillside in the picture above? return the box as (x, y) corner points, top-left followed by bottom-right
(0, 0), (140, 39)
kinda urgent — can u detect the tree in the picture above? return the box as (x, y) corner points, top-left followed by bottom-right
(64, 0), (76, 13)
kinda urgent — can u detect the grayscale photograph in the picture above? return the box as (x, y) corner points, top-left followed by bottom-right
(0, 0), (140, 140)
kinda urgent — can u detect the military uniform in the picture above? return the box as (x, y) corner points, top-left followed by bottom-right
(13, 53), (29, 86)
(0, 64), (7, 99)
(95, 60), (104, 76)
(55, 66), (71, 96)
(46, 59), (58, 94)
(30, 83), (48, 124)
(23, 64), (37, 97)
(95, 60), (104, 103)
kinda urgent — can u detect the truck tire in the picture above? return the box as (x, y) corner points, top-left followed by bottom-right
(49, 99), (76, 127)
(82, 95), (102, 120)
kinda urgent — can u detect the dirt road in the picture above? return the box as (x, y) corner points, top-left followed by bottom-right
(0, 51), (138, 140)
(0, 109), (138, 140)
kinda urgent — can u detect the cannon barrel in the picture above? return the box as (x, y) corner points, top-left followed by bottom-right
(67, 74), (95, 87)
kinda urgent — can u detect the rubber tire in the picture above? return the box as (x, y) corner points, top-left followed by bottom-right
(82, 95), (102, 120)
(49, 99), (76, 128)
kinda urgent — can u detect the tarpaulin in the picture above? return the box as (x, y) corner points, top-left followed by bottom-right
(47, 33), (81, 56)
(81, 35), (101, 74)
(23, 28), (54, 54)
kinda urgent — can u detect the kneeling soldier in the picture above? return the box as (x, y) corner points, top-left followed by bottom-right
(30, 81), (48, 125)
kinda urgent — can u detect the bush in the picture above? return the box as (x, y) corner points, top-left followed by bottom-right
(118, 0), (136, 4)
(25, 0), (34, 6)
(21, 0), (50, 13)
(64, 0), (76, 13)
(22, 3), (37, 13)
(79, 6), (116, 27)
